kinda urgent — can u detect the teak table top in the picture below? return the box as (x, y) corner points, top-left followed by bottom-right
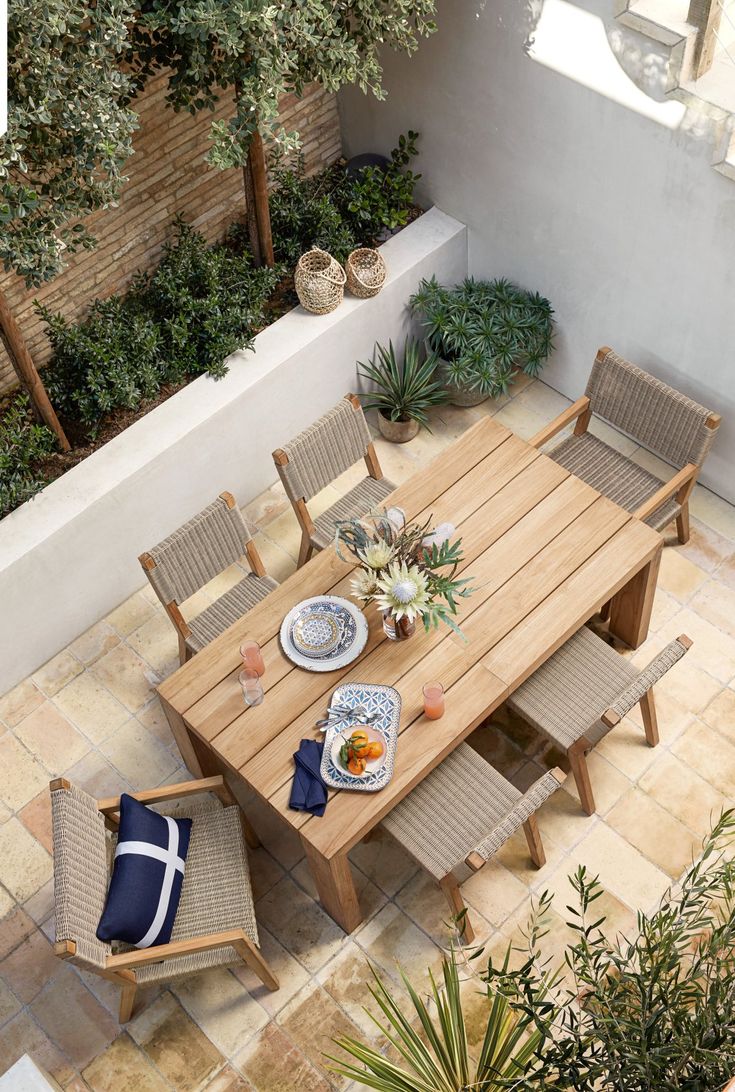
(158, 416), (662, 921)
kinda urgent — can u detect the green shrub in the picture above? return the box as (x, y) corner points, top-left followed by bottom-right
(39, 221), (282, 430)
(338, 130), (421, 239)
(0, 394), (55, 518)
(269, 158), (356, 266)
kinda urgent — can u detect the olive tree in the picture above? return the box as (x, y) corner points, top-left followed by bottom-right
(127, 0), (437, 265)
(0, 0), (137, 447)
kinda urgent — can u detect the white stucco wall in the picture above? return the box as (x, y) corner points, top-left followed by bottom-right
(338, 0), (734, 501)
(0, 209), (467, 694)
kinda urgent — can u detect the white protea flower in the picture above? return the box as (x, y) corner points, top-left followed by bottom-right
(351, 567), (381, 602)
(375, 562), (431, 623)
(358, 540), (394, 570)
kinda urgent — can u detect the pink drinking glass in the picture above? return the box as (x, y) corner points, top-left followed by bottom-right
(423, 682), (445, 720)
(240, 639), (265, 676)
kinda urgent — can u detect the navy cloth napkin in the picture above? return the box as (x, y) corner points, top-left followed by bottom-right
(289, 739), (328, 817)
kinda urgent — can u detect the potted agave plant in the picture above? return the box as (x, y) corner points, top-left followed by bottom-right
(357, 337), (448, 443)
(409, 275), (554, 407)
(335, 508), (473, 640)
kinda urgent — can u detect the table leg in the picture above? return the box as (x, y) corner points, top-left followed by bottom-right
(160, 695), (216, 779)
(301, 838), (362, 933)
(608, 545), (662, 649)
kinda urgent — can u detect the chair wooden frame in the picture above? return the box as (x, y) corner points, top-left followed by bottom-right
(529, 347), (721, 544)
(139, 491), (269, 666)
(550, 633), (692, 815)
(50, 774), (278, 1022)
(273, 394), (386, 568)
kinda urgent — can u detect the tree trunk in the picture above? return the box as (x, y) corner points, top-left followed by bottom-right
(0, 286), (70, 451)
(241, 158), (263, 267)
(248, 129), (274, 268)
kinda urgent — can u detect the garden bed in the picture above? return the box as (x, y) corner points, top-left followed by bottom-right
(0, 207), (468, 695)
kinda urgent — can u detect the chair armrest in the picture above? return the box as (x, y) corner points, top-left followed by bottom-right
(601, 635), (692, 727)
(97, 775), (231, 817)
(528, 397), (591, 450)
(465, 767), (566, 870)
(632, 464), (698, 524)
(105, 927), (250, 970)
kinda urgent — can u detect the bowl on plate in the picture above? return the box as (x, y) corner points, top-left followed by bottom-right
(329, 725), (387, 780)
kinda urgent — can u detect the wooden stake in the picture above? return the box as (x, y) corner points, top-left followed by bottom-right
(0, 285), (70, 451)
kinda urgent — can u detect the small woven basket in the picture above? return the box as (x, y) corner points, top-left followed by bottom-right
(294, 248), (346, 314)
(345, 248), (387, 299)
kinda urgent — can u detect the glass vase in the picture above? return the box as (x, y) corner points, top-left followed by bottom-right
(382, 611), (416, 641)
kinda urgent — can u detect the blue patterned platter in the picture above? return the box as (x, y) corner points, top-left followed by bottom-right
(280, 596), (368, 672)
(320, 683), (401, 792)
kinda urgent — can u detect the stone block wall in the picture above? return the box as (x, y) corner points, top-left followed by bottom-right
(0, 75), (341, 394)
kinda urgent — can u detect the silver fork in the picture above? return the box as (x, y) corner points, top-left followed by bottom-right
(315, 704), (378, 730)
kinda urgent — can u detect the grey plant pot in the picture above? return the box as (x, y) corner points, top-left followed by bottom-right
(436, 358), (489, 407)
(377, 411), (420, 444)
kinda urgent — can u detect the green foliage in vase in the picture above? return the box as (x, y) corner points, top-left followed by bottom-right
(341, 131), (422, 238)
(39, 221), (281, 430)
(357, 338), (448, 428)
(409, 275), (555, 398)
(1, 0), (137, 287)
(327, 948), (542, 1090)
(0, 394), (56, 518)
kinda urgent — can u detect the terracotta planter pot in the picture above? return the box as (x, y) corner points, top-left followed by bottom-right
(377, 411), (419, 444)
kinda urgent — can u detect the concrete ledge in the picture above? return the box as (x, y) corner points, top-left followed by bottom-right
(0, 207), (467, 694)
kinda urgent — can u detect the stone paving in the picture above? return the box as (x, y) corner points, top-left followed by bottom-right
(1, 375), (735, 1089)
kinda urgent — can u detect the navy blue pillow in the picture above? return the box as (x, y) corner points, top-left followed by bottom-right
(97, 794), (192, 949)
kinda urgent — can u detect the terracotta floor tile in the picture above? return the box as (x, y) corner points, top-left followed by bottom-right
(69, 621), (120, 666)
(232, 925), (310, 1017)
(567, 822), (671, 912)
(0, 977), (20, 1027)
(31, 651), (83, 698)
(105, 591), (156, 637)
(0, 907), (36, 961)
(65, 749), (134, 798)
(0, 927), (61, 1004)
(606, 788), (701, 879)
(638, 751), (727, 836)
(679, 519), (734, 573)
(0, 733), (50, 813)
(100, 717), (179, 789)
(90, 645), (157, 713)
(234, 1021), (331, 1092)
(315, 940), (392, 1043)
(136, 993), (223, 1090)
(0, 1009), (74, 1085)
(15, 702), (90, 775)
(0, 680), (45, 728)
(174, 967), (268, 1057)
(277, 981), (366, 1091)
(291, 857), (387, 925)
(23, 878), (55, 927)
(136, 698), (177, 752)
(355, 903), (443, 987)
(203, 1063), (252, 1091)
(256, 876), (345, 974)
(82, 1033), (171, 1092)
(701, 686), (735, 744)
(31, 963), (119, 1070)
(658, 549), (708, 603)
(672, 719), (735, 798)
(347, 828), (418, 897)
(127, 612), (180, 676)
(53, 672), (130, 745)
(0, 819), (52, 903)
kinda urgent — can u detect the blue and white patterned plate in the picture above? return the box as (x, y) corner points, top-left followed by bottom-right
(320, 683), (401, 792)
(280, 596), (368, 672)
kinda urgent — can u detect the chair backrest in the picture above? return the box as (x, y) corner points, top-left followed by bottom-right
(587, 348), (719, 469)
(50, 781), (111, 971)
(274, 395), (372, 503)
(141, 493), (250, 607)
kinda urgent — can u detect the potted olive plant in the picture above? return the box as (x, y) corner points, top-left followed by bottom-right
(357, 337), (448, 443)
(409, 276), (554, 407)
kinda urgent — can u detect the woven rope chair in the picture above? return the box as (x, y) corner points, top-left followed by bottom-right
(382, 743), (565, 942)
(508, 627), (692, 815)
(139, 491), (276, 665)
(272, 394), (395, 567)
(50, 774), (278, 1023)
(530, 347), (720, 544)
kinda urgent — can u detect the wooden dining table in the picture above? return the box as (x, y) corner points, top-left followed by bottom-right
(158, 416), (662, 933)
